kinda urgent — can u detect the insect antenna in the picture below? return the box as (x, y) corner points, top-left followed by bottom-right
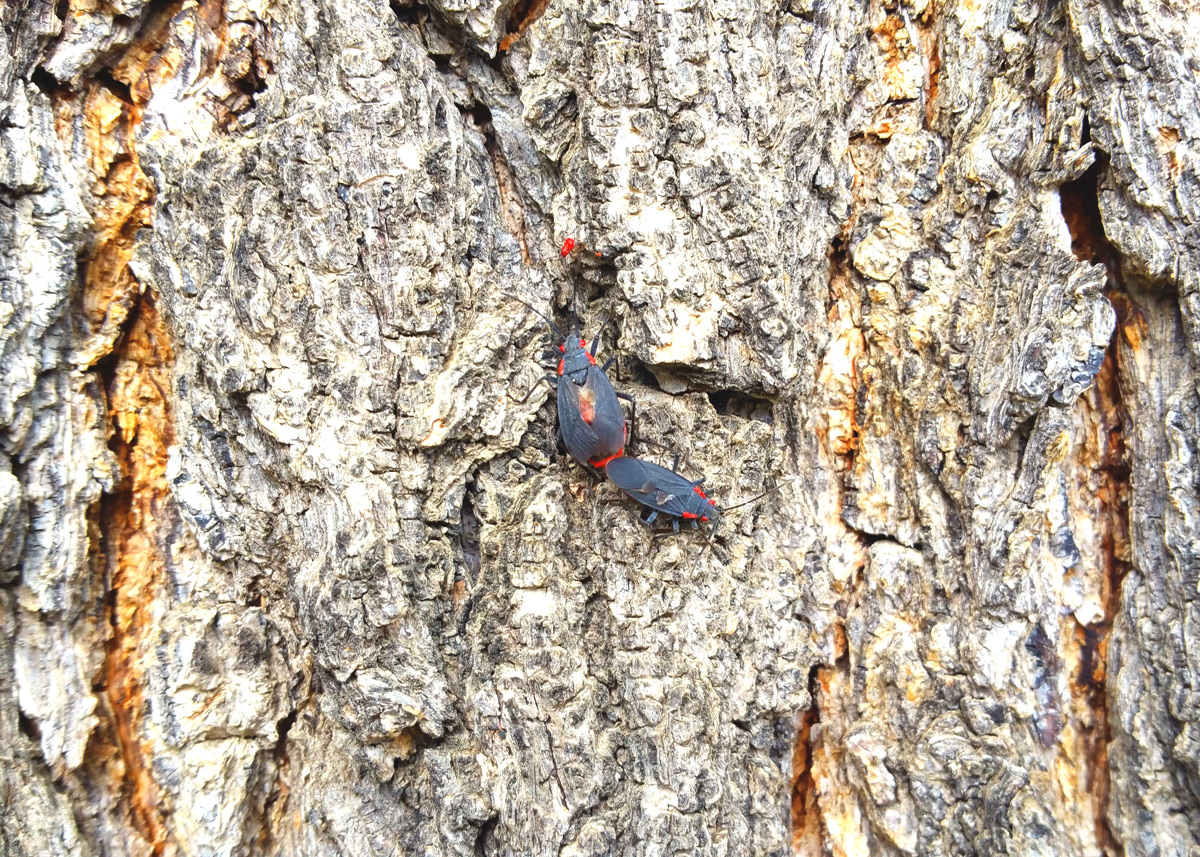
(717, 480), (784, 513)
(501, 291), (565, 340)
(569, 282), (586, 342)
(696, 481), (781, 568)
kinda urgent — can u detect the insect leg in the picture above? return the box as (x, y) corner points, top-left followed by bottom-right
(588, 318), (616, 358)
(615, 391), (637, 449)
(508, 374), (558, 405)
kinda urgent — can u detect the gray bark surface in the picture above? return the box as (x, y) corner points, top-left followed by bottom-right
(1, 0), (1197, 855)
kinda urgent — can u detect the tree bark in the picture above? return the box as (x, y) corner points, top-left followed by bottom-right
(2, 0), (1197, 854)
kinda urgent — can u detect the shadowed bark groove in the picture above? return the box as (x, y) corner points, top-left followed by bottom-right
(1060, 143), (1128, 857)
(789, 670), (822, 857)
(98, 294), (177, 857)
(3, 0), (1199, 854)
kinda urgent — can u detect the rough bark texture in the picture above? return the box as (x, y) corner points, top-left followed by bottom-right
(1, 0), (1197, 854)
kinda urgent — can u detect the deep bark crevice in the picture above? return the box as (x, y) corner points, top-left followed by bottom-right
(459, 489), (482, 582)
(474, 814), (500, 856)
(790, 666), (823, 855)
(466, 101), (534, 265)
(706, 390), (775, 423)
(94, 289), (175, 854)
(1059, 135), (1129, 857)
(53, 11), (181, 842)
(498, 0), (551, 52)
(30, 66), (67, 101)
(18, 709), (42, 741)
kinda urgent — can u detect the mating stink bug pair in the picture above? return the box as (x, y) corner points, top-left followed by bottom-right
(508, 291), (776, 536)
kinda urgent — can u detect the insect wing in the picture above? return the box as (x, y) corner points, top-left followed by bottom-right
(579, 368), (625, 461)
(557, 376), (605, 467)
(556, 366), (626, 468)
(605, 457), (696, 517)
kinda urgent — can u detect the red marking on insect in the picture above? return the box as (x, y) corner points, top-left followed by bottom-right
(558, 343), (566, 353)
(586, 352), (596, 366)
(557, 358), (565, 375)
(560, 238), (576, 257)
(693, 486), (708, 499)
(591, 449), (624, 468)
(578, 386), (596, 423)
(682, 512), (698, 520)
(700, 515), (709, 522)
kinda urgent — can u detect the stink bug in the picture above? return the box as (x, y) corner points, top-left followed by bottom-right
(505, 293), (635, 471)
(604, 454), (778, 534)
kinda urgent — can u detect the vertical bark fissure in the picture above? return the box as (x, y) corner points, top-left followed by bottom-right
(255, 707), (298, 855)
(94, 270), (176, 857)
(790, 666), (823, 856)
(48, 4), (185, 848)
(393, 1), (552, 271)
(471, 102), (534, 265)
(1059, 145), (1129, 857)
(797, 232), (867, 853)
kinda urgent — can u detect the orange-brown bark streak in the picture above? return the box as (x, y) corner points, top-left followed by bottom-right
(1060, 156), (1128, 857)
(104, 295), (176, 857)
(59, 2), (198, 851)
(88, 124), (175, 857)
(499, 0), (553, 51)
(79, 81), (154, 360)
(818, 239), (865, 473)
(794, 235), (866, 853)
(790, 703), (820, 854)
(790, 666), (831, 857)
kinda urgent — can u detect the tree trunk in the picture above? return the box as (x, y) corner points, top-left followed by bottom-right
(2, 0), (1197, 854)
